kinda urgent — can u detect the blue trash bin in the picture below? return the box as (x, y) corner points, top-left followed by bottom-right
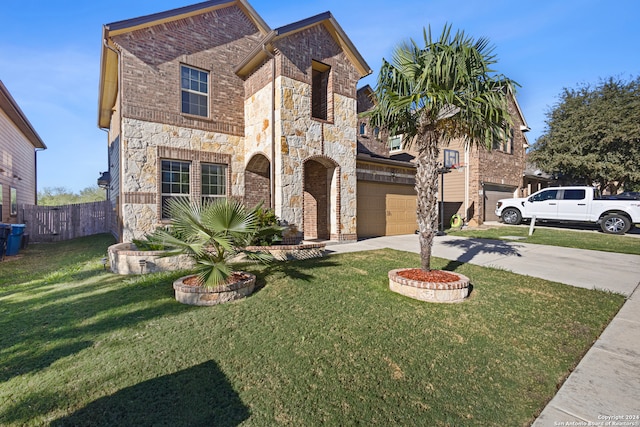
(0, 224), (11, 259)
(6, 224), (25, 256)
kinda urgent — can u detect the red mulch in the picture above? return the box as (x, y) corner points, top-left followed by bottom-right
(183, 272), (249, 287)
(397, 269), (459, 283)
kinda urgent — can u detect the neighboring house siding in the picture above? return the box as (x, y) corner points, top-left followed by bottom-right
(0, 108), (37, 223)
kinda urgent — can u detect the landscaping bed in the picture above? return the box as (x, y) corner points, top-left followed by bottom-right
(0, 235), (625, 426)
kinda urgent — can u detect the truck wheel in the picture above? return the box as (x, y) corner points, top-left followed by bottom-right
(501, 208), (522, 225)
(600, 213), (631, 234)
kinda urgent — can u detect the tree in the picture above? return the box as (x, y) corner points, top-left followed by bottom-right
(530, 76), (640, 193)
(38, 185), (105, 206)
(369, 25), (513, 271)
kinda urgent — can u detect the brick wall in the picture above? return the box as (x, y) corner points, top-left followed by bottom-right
(275, 26), (361, 102)
(303, 160), (329, 239)
(113, 5), (263, 137)
(469, 95), (528, 223)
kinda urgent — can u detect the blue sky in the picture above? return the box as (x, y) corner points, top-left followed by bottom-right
(1, 0), (638, 192)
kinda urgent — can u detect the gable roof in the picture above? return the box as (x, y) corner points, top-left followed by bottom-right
(235, 11), (371, 79)
(98, 0), (271, 128)
(0, 80), (46, 149)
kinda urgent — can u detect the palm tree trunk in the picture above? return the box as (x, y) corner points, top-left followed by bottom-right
(414, 131), (440, 271)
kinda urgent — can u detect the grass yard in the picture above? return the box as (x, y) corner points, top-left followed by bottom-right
(447, 224), (640, 255)
(0, 234), (625, 426)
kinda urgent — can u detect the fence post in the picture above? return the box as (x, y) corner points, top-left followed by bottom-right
(529, 216), (536, 236)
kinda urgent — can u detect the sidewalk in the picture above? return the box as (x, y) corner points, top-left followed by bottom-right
(326, 234), (640, 426)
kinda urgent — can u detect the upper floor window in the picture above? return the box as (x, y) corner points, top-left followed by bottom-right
(161, 160), (190, 218)
(359, 123), (366, 135)
(201, 163), (227, 205)
(311, 60), (330, 120)
(492, 127), (514, 154)
(389, 135), (402, 151)
(181, 65), (208, 117)
(374, 127), (380, 138)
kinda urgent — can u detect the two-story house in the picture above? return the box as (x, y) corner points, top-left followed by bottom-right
(0, 81), (46, 223)
(98, 0), (371, 242)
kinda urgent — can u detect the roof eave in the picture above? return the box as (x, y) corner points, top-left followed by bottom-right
(98, 26), (119, 129)
(0, 80), (46, 149)
(105, 0), (270, 37)
(261, 11), (372, 79)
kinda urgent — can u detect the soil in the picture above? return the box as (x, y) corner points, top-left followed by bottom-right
(183, 272), (250, 287)
(397, 269), (460, 283)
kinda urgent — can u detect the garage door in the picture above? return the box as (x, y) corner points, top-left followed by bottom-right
(357, 182), (417, 237)
(484, 185), (516, 221)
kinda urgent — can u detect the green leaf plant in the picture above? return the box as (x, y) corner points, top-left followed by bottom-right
(144, 198), (279, 289)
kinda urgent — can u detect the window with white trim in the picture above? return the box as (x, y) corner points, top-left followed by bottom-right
(161, 160), (190, 218)
(389, 135), (402, 151)
(201, 163), (227, 205)
(180, 65), (209, 117)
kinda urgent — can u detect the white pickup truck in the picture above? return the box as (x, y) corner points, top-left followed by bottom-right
(495, 186), (640, 234)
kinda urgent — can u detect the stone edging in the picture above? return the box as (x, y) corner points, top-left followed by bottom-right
(173, 273), (256, 306)
(388, 268), (470, 290)
(388, 268), (471, 303)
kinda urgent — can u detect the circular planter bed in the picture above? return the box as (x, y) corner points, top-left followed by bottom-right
(173, 272), (256, 306)
(388, 268), (470, 303)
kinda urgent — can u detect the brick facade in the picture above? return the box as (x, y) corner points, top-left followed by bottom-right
(100, 2), (368, 242)
(112, 6), (263, 137)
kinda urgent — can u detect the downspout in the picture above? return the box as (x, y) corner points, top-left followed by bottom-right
(262, 44), (276, 211)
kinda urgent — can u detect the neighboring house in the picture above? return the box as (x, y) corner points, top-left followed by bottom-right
(0, 81), (46, 224)
(356, 84), (531, 235)
(98, 0), (371, 242)
(522, 161), (553, 196)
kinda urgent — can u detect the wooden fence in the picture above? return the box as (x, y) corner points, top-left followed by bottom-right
(18, 201), (114, 243)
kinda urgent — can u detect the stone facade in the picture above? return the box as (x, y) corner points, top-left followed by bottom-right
(99, 2), (369, 242)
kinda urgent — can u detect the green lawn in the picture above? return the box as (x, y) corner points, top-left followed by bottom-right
(447, 224), (640, 255)
(0, 235), (625, 426)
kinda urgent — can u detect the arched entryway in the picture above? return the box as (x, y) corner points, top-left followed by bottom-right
(303, 157), (339, 240)
(244, 154), (271, 208)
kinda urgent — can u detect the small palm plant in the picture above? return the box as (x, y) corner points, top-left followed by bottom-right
(145, 198), (278, 289)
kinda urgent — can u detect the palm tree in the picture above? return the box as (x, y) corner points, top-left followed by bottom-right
(369, 25), (514, 271)
(145, 198), (278, 288)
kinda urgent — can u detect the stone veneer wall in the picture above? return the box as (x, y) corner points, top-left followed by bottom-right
(275, 76), (358, 240)
(119, 117), (245, 241)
